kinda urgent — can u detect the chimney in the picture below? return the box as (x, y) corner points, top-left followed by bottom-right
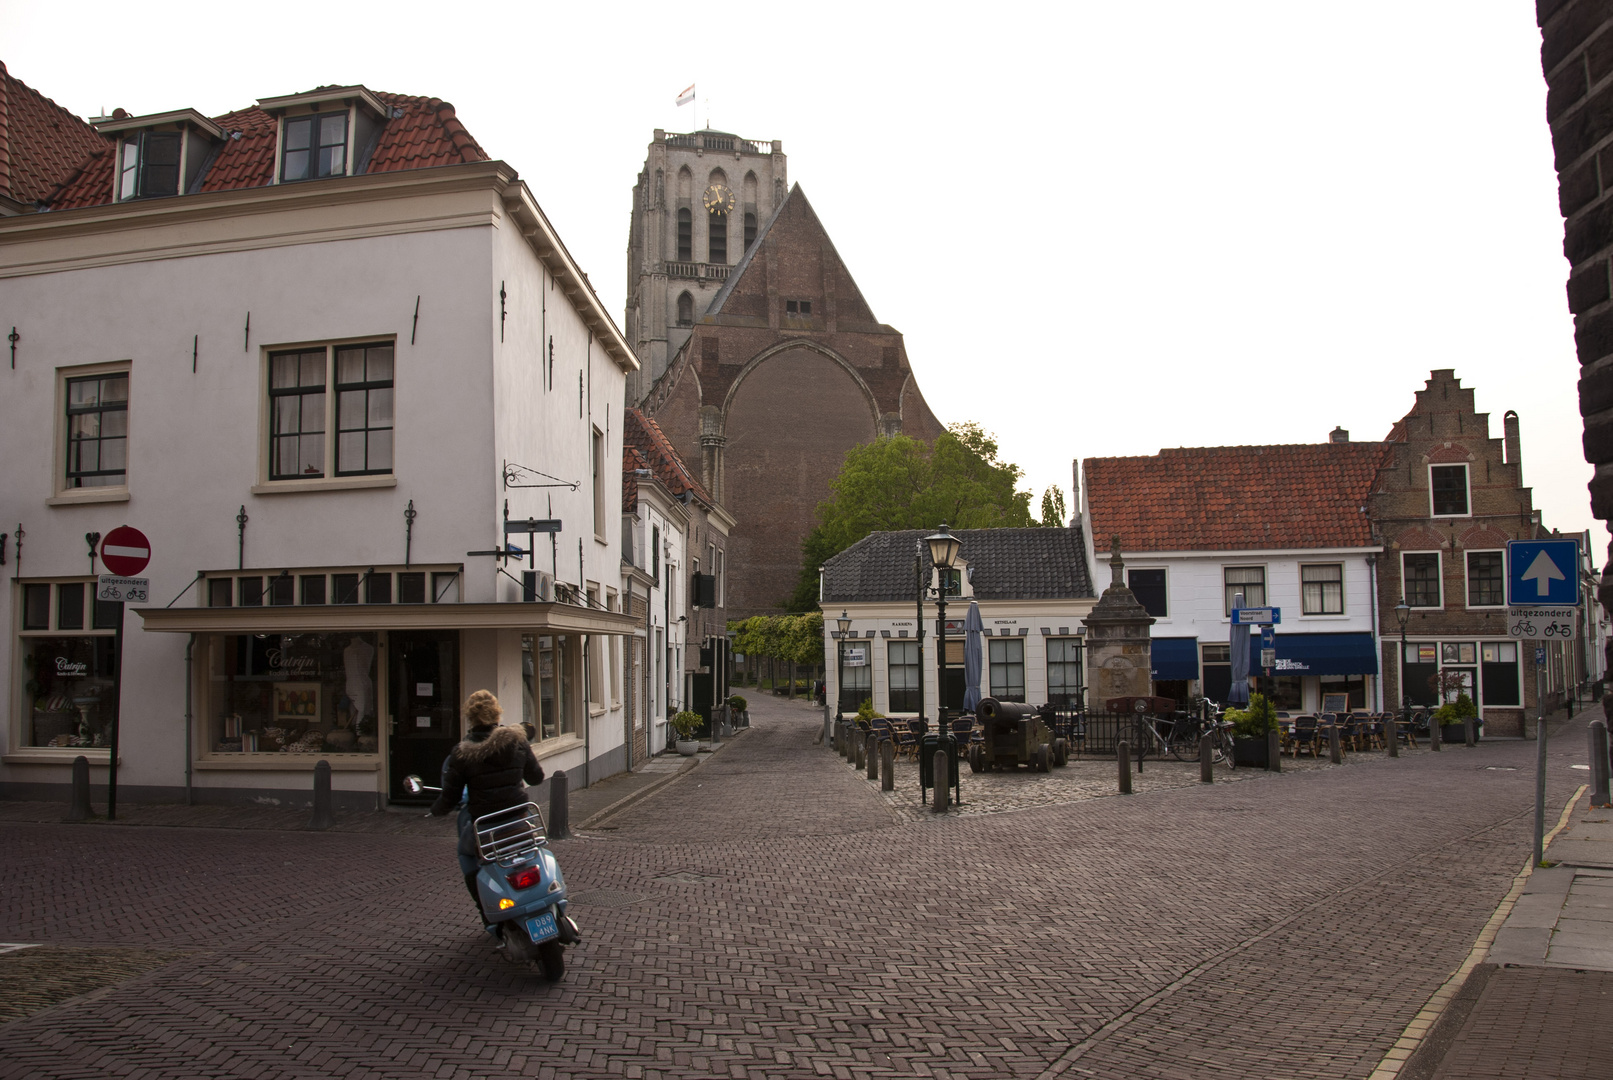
(1070, 458), (1081, 517)
(1503, 410), (1521, 470)
(1329, 426), (1349, 443)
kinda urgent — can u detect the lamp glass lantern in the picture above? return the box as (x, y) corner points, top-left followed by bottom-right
(923, 524), (961, 728)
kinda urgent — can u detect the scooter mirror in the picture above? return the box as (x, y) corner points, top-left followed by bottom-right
(403, 774), (424, 795)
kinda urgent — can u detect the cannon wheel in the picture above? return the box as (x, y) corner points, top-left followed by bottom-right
(1034, 743), (1050, 773)
(1053, 738), (1069, 767)
(968, 744), (983, 773)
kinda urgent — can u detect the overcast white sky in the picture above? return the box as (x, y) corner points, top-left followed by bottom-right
(5, 1), (1603, 557)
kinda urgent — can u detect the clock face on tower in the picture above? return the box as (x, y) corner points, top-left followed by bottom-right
(702, 184), (736, 214)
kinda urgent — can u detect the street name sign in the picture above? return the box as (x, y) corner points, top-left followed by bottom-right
(1506, 539), (1579, 606)
(1506, 606), (1577, 640)
(96, 576), (149, 603)
(504, 519), (562, 534)
(1230, 607), (1281, 625)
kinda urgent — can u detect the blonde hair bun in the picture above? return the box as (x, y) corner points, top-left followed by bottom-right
(463, 690), (503, 728)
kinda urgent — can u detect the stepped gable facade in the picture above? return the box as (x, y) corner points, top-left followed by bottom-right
(639, 182), (945, 617)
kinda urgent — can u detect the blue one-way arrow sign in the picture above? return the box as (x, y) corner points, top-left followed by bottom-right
(1506, 539), (1580, 606)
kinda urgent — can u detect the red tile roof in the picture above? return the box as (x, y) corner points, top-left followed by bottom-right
(1084, 443), (1385, 553)
(622, 447), (647, 512)
(0, 61), (104, 206)
(45, 88), (488, 210)
(624, 408), (712, 507)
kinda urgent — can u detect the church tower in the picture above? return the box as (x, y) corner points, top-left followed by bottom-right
(624, 129), (787, 405)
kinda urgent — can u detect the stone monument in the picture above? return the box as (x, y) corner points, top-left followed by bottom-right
(1082, 537), (1155, 711)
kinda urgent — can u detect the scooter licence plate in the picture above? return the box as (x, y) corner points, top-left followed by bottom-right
(525, 910), (559, 944)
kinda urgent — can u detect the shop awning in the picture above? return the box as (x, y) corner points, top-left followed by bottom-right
(1151, 638), (1199, 680)
(133, 601), (641, 636)
(1271, 632), (1379, 676)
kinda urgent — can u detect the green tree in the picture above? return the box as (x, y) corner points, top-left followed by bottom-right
(787, 423), (1036, 611)
(1039, 485), (1067, 527)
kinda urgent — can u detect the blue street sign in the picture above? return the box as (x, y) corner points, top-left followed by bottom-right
(1536, 647), (1546, 667)
(1260, 626), (1275, 650)
(1506, 539), (1580, 606)
(1231, 607), (1281, 625)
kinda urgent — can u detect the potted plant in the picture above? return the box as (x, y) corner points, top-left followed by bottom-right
(1229, 693), (1277, 768)
(671, 710), (702, 756)
(727, 695), (749, 728)
(1435, 692), (1479, 743)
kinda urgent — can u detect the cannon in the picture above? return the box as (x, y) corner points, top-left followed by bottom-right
(968, 697), (1069, 773)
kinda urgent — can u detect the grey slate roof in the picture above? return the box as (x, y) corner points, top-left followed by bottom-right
(821, 528), (1095, 604)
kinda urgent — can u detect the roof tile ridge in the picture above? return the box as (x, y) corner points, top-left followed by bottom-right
(42, 143), (112, 208)
(0, 61), (11, 199)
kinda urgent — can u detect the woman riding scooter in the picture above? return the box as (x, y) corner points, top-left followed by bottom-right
(428, 690), (544, 916)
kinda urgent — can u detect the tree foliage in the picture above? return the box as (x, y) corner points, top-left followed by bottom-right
(1039, 485), (1067, 527)
(729, 613), (824, 666)
(786, 423), (1037, 611)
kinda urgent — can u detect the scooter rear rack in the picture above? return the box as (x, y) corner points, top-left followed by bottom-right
(474, 802), (549, 865)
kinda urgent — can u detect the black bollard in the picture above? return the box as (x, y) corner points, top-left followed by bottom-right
(932, 750), (950, 813)
(309, 759), (335, 830)
(1117, 740), (1132, 794)
(1590, 720), (1611, 807)
(549, 769), (570, 840)
(1329, 726), (1342, 765)
(66, 755), (92, 822)
(880, 739), (895, 792)
(854, 733), (866, 770)
(1464, 717), (1476, 747)
(1200, 734), (1214, 783)
(1388, 716), (1400, 758)
(867, 733), (879, 781)
(1267, 729), (1281, 773)
(1430, 715), (1441, 752)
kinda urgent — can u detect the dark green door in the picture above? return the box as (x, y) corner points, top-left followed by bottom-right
(388, 630), (460, 804)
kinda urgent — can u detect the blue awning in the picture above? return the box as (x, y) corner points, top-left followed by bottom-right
(1151, 638), (1199, 680)
(1270, 632), (1379, 676)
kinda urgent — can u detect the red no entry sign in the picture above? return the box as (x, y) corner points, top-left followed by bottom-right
(101, 525), (151, 576)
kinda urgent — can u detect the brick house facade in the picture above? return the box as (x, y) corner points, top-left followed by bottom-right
(1370, 369), (1573, 736)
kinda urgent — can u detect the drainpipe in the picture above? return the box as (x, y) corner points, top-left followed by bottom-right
(184, 634), (195, 805)
(1367, 555), (1381, 712)
(643, 578), (653, 758)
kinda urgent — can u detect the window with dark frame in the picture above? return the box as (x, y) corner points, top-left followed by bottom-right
(784, 299), (813, 316)
(237, 576), (263, 607)
(301, 575), (327, 605)
(268, 574), (295, 606)
(1467, 550), (1505, 606)
(207, 578), (233, 608)
(988, 638), (1026, 702)
(887, 640), (921, 713)
(1223, 566), (1265, 614)
(1128, 569), (1167, 617)
(1430, 464), (1469, 516)
(334, 343), (394, 476)
(118, 131), (182, 200)
(364, 573), (392, 605)
(708, 207), (727, 263)
(1300, 563), (1344, 615)
(65, 372), (129, 489)
(939, 567), (962, 596)
(398, 572), (426, 604)
(18, 581), (119, 749)
(269, 349), (327, 479)
(1404, 552), (1441, 607)
(677, 209), (692, 261)
(1046, 638), (1083, 707)
(332, 573), (360, 604)
(281, 111), (349, 182)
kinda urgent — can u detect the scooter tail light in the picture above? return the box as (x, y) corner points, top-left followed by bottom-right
(506, 866), (543, 890)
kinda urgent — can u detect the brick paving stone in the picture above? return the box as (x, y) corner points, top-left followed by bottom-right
(1428, 966), (1613, 1080)
(0, 695), (1594, 1080)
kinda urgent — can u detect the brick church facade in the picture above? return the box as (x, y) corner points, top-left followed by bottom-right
(629, 152), (946, 617)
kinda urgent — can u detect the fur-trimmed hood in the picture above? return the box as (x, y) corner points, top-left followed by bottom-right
(454, 723), (529, 763)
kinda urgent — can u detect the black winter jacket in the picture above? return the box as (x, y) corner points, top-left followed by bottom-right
(429, 724), (544, 820)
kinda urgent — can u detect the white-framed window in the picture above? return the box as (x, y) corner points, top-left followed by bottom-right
(1403, 551), (1442, 608)
(1429, 463), (1470, 517)
(15, 579), (120, 751)
(1300, 563), (1344, 615)
(523, 633), (577, 744)
(592, 427), (607, 540)
(1223, 566), (1266, 614)
(264, 340), (394, 484)
(57, 363), (130, 495)
(1466, 550), (1506, 608)
(1128, 568), (1167, 618)
(989, 638), (1025, 703)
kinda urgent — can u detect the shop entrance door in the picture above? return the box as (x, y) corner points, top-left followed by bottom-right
(388, 630), (460, 804)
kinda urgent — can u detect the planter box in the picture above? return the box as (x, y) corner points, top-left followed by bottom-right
(1232, 737), (1269, 768)
(1439, 723), (1477, 744)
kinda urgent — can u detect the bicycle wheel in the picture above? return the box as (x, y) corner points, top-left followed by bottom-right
(1211, 728), (1232, 764)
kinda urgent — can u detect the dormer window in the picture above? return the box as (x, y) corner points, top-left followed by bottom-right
(118, 132), (180, 199)
(281, 111), (349, 182)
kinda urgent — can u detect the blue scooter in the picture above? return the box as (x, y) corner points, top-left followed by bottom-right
(405, 776), (580, 981)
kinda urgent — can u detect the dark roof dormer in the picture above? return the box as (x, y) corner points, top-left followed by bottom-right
(94, 108), (226, 202)
(256, 85), (393, 184)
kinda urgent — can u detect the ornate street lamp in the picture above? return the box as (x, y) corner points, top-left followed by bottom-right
(835, 609), (852, 721)
(923, 525), (962, 727)
(1395, 599), (1411, 745)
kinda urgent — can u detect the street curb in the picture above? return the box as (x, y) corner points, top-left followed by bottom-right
(1366, 784), (1587, 1080)
(576, 728), (746, 830)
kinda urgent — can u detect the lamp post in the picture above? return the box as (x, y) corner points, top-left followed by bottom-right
(1395, 600), (1410, 749)
(835, 609), (852, 722)
(923, 524), (962, 728)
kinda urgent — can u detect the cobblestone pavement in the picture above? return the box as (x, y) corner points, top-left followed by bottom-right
(0, 693), (1597, 1080)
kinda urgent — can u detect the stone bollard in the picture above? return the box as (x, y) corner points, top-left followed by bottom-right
(867, 734), (879, 781)
(932, 750), (950, 813)
(310, 759), (334, 830)
(846, 725), (857, 763)
(1464, 717), (1476, 747)
(1200, 734), (1214, 784)
(1430, 716), (1441, 752)
(549, 769), (570, 840)
(854, 734), (866, 771)
(1388, 717), (1399, 758)
(1117, 740), (1132, 794)
(66, 754), (92, 821)
(1590, 720), (1611, 808)
(1328, 726), (1342, 765)
(1267, 729), (1281, 773)
(880, 739), (895, 792)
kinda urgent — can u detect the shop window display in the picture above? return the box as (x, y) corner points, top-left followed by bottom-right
(207, 632), (379, 753)
(19, 580), (118, 748)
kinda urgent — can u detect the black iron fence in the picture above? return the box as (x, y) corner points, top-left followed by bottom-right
(1042, 708), (1156, 758)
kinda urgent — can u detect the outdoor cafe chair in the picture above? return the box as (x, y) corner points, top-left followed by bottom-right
(891, 721), (918, 761)
(1291, 715), (1320, 758)
(950, 716), (976, 747)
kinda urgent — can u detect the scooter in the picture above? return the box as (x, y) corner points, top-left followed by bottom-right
(404, 776), (580, 981)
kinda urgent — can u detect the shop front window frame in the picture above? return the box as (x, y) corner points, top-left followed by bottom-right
(201, 631), (382, 758)
(13, 578), (120, 757)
